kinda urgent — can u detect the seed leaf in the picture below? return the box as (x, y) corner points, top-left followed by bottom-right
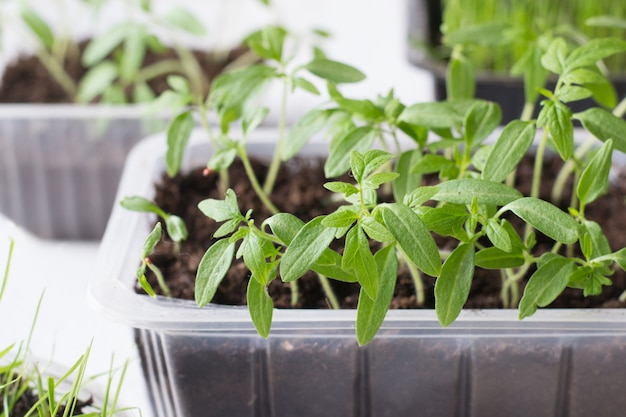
(503, 198), (579, 244)
(247, 277), (273, 338)
(577, 139), (613, 206)
(166, 111), (194, 177)
(303, 59), (366, 83)
(483, 120), (536, 182)
(356, 245), (398, 346)
(195, 239), (236, 306)
(165, 215), (188, 243)
(120, 196), (163, 216)
(343, 226), (378, 299)
(280, 216), (337, 282)
(141, 223), (163, 259)
(519, 256), (575, 319)
(433, 179), (522, 206)
(435, 243), (475, 326)
(381, 203), (441, 277)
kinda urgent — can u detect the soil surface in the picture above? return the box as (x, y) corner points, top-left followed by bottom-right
(142, 153), (626, 311)
(0, 40), (249, 103)
(5, 386), (93, 417)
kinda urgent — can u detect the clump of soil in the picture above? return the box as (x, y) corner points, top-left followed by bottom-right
(0, 40), (250, 103)
(141, 153), (626, 311)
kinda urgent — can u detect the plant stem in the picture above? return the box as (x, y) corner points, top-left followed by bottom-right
(35, 48), (77, 99)
(613, 95), (626, 118)
(263, 75), (289, 195)
(520, 101), (535, 122)
(237, 144), (279, 214)
(317, 273), (340, 309)
(134, 59), (186, 85)
(197, 101), (230, 194)
(399, 250), (425, 306)
(551, 137), (593, 203)
(290, 281), (298, 306)
(525, 129), (549, 240)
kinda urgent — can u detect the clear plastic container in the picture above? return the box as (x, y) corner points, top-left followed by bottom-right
(0, 104), (166, 240)
(90, 128), (626, 417)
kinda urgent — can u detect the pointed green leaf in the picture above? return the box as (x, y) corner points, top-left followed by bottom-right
(21, 9), (54, 50)
(556, 85), (593, 103)
(322, 207), (359, 228)
(280, 216), (336, 282)
(519, 256), (574, 319)
(541, 38), (568, 75)
(463, 101), (501, 146)
(356, 245), (398, 345)
(195, 239), (236, 306)
(564, 38), (626, 72)
(482, 120), (536, 182)
(166, 111), (194, 177)
(486, 219), (512, 252)
(583, 220), (612, 259)
(447, 52), (475, 100)
(435, 243), (475, 327)
(120, 28), (146, 82)
(242, 232), (274, 285)
(381, 203), (441, 277)
(503, 198), (579, 244)
(343, 226), (378, 299)
(399, 101), (471, 129)
(292, 76), (320, 95)
(247, 278), (273, 338)
(76, 61), (119, 103)
(475, 247), (525, 269)
(198, 189), (240, 222)
(577, 139), (613, 206)
(360, 215), (394, 243)
(141, 223), (162, 259)
(433, 179), (522, 206)
(165, 215), (188, 243)
(82, 24), (129, 66)
(120, 196), (163, 216)
(574, 108), (626, 153)
(303, 59), (366, 83)
(537, 100), (573, 160)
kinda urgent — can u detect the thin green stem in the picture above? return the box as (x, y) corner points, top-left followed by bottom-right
(290, 281), (299, 306)
(238, 145), (279, 214)
(263, 75), (289, 195)
(613, 95), (626, 118)
(147, 263), (172, 298)
(1, 237), (14, 303)
(398, 250), (425, 306)
(134, 59), (186, 85)
(520, 101), (536, 122)
(551, 136), (594, 203)
(34, 48), (77, 99)
(317, 273), (340, 309)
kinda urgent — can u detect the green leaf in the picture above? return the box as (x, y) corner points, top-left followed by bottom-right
(120, 196), (163, 216)
(541, 38), (568, 75)
(574, 108), (626, 153)
(366, 172), (400, 189)
(421, 205), (468, 240)
(198, 189), (240, 222)
(463, 101), (501, 146)
(577, 139), (613, 206)
(433, 179), (522, 206)
(486, 219), (512, 252)
(162, 6), (207, 36)
(562, 68), (608, 86)
(356, 245), (398, 345)
(303, 59), (366, 83)
(393, 149), (423, 203)
(165, 111), (194, 177)
(475, 247), (525, 269)
(21, 9), (54, 50)
(141, 223), (162, 259)
(292, 76), (320, 95)
(264, 213), (303, 245)
(263, 25), (287, 61)
(76, 61), (119, 103)
(381, 204), (441, 277)
(325, 127), (376, 178)
(399, 101), (470, 129)
(583, 220), (611, 259)
(247, 277), (273, 338)
(411, 154), (457, 176)
(242, 107), (269, 136)
(519, 257), (574, 319)
(564, 38), (626, 72)
(195, 239), (236, 306)
(435, 243), (475, 327)
(207, 148), (238, 172)
(446, 52), (475, 100)
(555, 85), (593, 103)
(360, 215), (394, 242)
(120, 28), (146, 82)
(343, 226), (378, 299)
(482, 120), (536, 182)
(82, 24), (129, 66)
(444, 22), (512, 46)
(165, 215), (188, 243)
(283, 109), (329, 160)
(242, 232), (274, 285)
(586, 16), (626, 30)
(503, 198), (579, 244)
(280, 216), (337, 282)
(167, 75), (190, 94)
(312, 250), (357, 283)
(537, 100), (573, 160)
(322, 207), (359, 228)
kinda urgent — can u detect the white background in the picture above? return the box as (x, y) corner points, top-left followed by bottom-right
(0, 0), (433, 415)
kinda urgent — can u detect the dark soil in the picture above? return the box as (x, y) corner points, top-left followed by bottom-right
(4, 385), (93, 417)
(142, 153), (626, 311)
(0, 40), (249, 103)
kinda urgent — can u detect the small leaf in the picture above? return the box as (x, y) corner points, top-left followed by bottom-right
(325, 127), (376, 177)
(247, 277), (273, 338)
(583, 220), (611, 259)
(198, 189), (240, 222)
(120, 28), (146, 82)
(242, 107), (269, 136)
(519, 257), (574, 319)
(324, 181), (359, 197)
(421, 205), (468, 240)
(444, 22), (512, 46)
(541, 38), (568, 75)
(446, 52), (475, 100)
(574, 108), (626, 153)
(463, 101), (501, 146)
(503, 198), (579, 244)
(322, 207), (359, 228)
(163, 6), (207, 36)
(303, 59), (366, 83)
(399, 101), (470, 129)
(195, 240), (236, 306)
(360, 215), (394, 243)
(475, 247), (525, 269)
(577, 139), (613, 206)
(76, 62), (119, 103)
(120, 196), (162, 215)
(280, 216), (337, 282)
(482, 120), (536, 182)
(166, 111), (194, 177)
(537, 100), (573, 160)
(381, 204), (441, 277)
(486, 219), (512, 252)
(283, 109), (329, 160)
(564, 38), (626, 72)
(264, 213), (303, 245)
(207, 148), (238, 172)
(556, 85), (593, 103)
(82, 24), (129, 66)
(435, 243), (475, 327)
(343, 226), (378, 299)
(411, 154), (457, 176)
(242, 232), (274, 285)
(167, 75), (190, 94)
(292, 76), (320, 95)
(165, 215), (188, 243)
(21, 9), (54, 50)
(356, 245), (398, 345)
(141, 223), (162, 259)
(433, 179), (522, 206)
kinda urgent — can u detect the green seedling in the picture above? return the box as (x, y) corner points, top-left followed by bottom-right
(120, 195), (187, 245)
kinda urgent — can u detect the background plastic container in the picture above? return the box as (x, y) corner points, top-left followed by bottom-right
(90, 128), (626, 417)
(0, 105), (166, 240)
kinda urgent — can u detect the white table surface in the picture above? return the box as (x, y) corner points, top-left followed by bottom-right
(0, 1), (433, 415)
